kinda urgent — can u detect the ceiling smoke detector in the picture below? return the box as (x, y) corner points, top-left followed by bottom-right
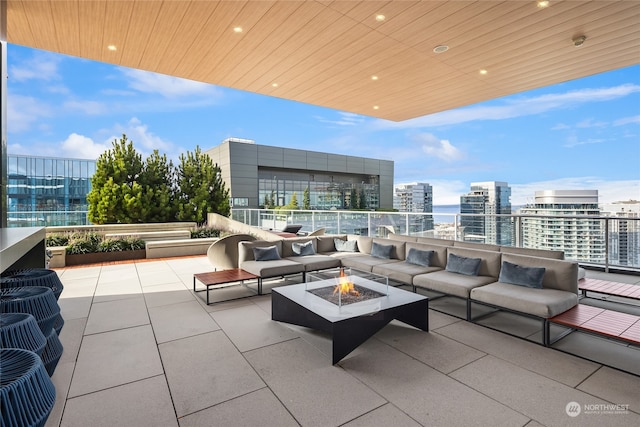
(573, 35), (587, 47)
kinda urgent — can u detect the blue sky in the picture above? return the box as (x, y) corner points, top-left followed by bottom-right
(7, 44), (640, 206)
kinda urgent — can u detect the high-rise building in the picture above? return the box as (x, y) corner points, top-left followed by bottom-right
(393, 183), (433, 213)
(7, 154), (95, 227)
(460, 181), (512, 245)
(601, 200), (640, 267)
(519, 190), (605, 263)
(393, 182), (434, 235)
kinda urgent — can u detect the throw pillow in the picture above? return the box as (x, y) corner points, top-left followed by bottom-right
(371, 242), (393, 259)
(445, 253), (481, 276)
(405, 248), (433, 267)
(253, 245), (281, 261)
(292, 241), (315, 256)
(499, 261), (545, 289)
(334, 239), (358, 252)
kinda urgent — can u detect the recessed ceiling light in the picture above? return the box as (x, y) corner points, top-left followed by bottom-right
(375, 14), (385, 22)
(479, 69), (488, 75)
(537, 1), (550, 8)
(433, 45), (449, 54)
(371, 75), (378, 81)
(233, 26), (243, 33)
(373, 105), (379, 110)
(107, 45), (117, 51)
(272, 83), (278, 88)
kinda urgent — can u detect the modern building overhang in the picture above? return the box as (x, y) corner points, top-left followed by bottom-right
(6, 0), (640, 122)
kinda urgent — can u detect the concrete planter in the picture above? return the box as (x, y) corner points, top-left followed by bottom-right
(65, 249), (147, 266)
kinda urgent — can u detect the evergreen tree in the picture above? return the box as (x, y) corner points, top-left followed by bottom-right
(358, 188), (367, 209)
(140, 150), (176, 222)
(175, 146), (230, 224)
(350, 188), (357, 209)
(87, 135), (145, 224)
(303, 186), (311, 210)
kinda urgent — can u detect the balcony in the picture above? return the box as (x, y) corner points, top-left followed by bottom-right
(42, 254), (639, 426)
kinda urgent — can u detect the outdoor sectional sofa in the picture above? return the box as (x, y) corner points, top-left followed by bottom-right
(237, 233), (579, 345)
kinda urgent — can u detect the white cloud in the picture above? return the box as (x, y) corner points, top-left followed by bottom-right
(370, 84), (640, 130)
(316, 112), (366, 127)
(110, 117), (174, 153)
(9, 52), (61, 82)
(7, 94), (53, 133)
(551, 123), (570, 130)
(414, 133), (464, 162)
(563, 136), (607, 148)
(63, 99), (108, 115)
(576, 118), (607, 128)
(614, 115), (640, 126)
(60, 133), (110, 159)
(122, 68), (222, 99)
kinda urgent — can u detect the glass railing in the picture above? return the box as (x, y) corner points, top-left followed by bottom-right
(7, 211), (90, 227)
(232, 209), (640, 272)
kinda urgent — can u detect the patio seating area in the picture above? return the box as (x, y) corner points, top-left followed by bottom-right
(45, 256), (639, 426)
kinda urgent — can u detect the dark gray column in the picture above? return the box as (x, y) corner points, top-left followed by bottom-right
(1, 0), (7, 228)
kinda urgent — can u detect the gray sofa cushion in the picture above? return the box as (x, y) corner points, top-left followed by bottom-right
(253, 245), (281, 261)
(373, 238), (405, 260)
(406, 242), (448, 268)
(285, 254), (341, 272)
(413, 270), (496, 299)
(447, 247), (502, 278)
(471, 282), (578, 318)
(446, 253), (481, 276)
(317, 235), (346, 253)
(334, 239), (358, 252)
(405, 248), (433, 267)
(281, 237), (317, 258)
(340, 255), (400, 272)
(292, 241), (315, 256)
(499, 245), (564, 260)
(499, 261), (545, 289)
(371, 242), (393, 259)
(373, 262), (440, 285)
(239, 240), (283, 263)
(501, 253), (578, 294)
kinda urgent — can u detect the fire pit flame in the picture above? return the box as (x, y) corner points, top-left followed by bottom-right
(333, 269), (359, 297)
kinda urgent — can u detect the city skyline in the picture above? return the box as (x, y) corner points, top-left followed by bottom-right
(7, 44), (640, 206)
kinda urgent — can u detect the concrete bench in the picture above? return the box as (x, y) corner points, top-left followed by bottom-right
(105, 230), (191, 242)
(146, 238), (218, 259)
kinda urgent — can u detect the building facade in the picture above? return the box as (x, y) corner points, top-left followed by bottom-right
(460, 181), (512, 245)
(393, 182), (434, 235)
(519, 190), (605, 263)
(7, 154), (95, 227)
(601, 200), (640, 267)
(205, 139), (394, 210)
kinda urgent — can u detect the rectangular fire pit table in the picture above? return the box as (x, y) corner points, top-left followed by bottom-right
(272, 269), (429, 364)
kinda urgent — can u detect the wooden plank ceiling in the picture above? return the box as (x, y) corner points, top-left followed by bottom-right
(6, 0), (640, 122)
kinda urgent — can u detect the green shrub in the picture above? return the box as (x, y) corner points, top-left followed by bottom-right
(46, 233), (70, 247)
(64, 232), (144, 254)
(190, 226), (221, 239)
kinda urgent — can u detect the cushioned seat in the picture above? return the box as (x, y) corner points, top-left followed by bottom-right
(372, 262), (441, 286)
(413, 270), (496, 299)
(284, 255), (341, 272)
(470, 282), (578, 318)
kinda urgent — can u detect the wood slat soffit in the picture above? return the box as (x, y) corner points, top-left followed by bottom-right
(6, 0), (640, 122)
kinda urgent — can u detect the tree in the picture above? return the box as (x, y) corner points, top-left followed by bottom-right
(350, 188), (357, 209)
(282, 192), (299, 210)
(303, 186), (311, 210)
(358, 188), (367, 209)
(175, 146), (230, 224)
(87, 135), (145, 224)
(139, 150), (176, 222)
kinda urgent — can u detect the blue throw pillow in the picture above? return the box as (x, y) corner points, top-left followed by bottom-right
(371, 242), (393, 259)
(334, 239), (358, 252)
(405, 248), (433, 267)
(253, 245), (281, 261)
(499, 261), (545, 289)
(446, 253), (481, 276)
(292, 241), (315, 256)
